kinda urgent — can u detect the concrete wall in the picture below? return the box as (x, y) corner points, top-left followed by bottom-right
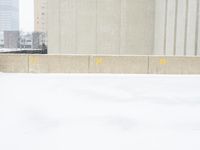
(154, 0), (200, 56)
(89, 56), (148, 74)
(28, 55), (148, 74)
(48, 0), (200, 56)
(1, 55), (200, 74)
(149, 56), (200, 74)
(29, 55), (89, 73)
(47, 0), (155, 55)
(0, 55), (28, 73)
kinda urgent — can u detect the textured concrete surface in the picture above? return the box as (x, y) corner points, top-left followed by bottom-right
(0, 55), (28, 73)
(47, 0), (60, 54)
(29, 55), (89, 73)
(89, 56), (148, 74)
(149, 56), (200, 74)
(47, 0), (200, 56)
(47, 0), (155, 55)
(154, 0), (200, 56)
(1, 55), (200, 74)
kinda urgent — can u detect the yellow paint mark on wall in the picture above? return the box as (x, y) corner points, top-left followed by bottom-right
(160, 59), (167, 65)
(30, 57), (38, 65)
(96, 58), (103, 65)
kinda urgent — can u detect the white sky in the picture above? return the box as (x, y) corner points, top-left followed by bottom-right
(19, 0), (34, 32)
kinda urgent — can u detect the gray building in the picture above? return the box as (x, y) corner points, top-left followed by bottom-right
(0, 31), (47, 50)
(20, 33), (33, 49)
(0, 32), (4, 48)
(32, 32), (47, 49)
(0, 0), (19, 31)
(4, 31), (20, 49)
(20, 32), (47, 50)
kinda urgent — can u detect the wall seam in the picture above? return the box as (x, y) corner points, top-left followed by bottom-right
(88, 56), (90, 73)
(184, 0), (189, 55)
(195, 0), (200, 55)
(119, 0), (122, 55)
(75, 0), (78, 54)
(96, 0), (98, 54)
(58, 0), (61, 53)
(174, 0), (178, 55)
(28, 55), (30, 73)
(164, 0), (168, 55)
(147, 56), (150, 74)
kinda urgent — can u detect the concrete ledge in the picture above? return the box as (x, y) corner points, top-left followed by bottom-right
(89, 56), (148, 74)
(29, 55), (89, 73)
(149, 56), (200, 74)
(1, 55), (200, 74)
(0, 55), (28, 73)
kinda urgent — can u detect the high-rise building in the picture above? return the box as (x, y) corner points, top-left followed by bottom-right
(34, 0), (47, 33)
(0, 0), (19, 31)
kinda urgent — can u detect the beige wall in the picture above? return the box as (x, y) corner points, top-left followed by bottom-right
(47, 0), (200, 56)
(47, 0), (155, 55)
(1, 55), (200, 74)
(0, 55), (28, 73)
(149, 56), (200, 74)
(154, 0), (200, 56)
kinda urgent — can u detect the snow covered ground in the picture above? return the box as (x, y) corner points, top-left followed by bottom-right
(0, 74), (200, 150)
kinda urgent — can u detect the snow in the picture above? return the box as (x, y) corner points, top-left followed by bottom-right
(0, 74), (200, 150)
(0, 48), (41, 53)
(0, 48), (21, 52)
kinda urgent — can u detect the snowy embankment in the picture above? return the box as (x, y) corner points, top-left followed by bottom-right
(0, 74), (200, 150)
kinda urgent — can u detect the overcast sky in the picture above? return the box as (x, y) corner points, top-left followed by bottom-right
(20, 0), (34, 32)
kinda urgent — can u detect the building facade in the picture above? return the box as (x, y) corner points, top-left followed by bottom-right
(32, 32), (47, 49)
(0, 32), (4, 48)
(0, 0), (19, 31)
(4, 31), (20, 49)
(154, 0), (200, 56)
(0, 31), (47, 50)
(47, 0), (155, 55)
(34, 0), (47, 33)
(20, 32), (47, 49)
(20, 33), (33, 49)
(47, 0), (200, 56)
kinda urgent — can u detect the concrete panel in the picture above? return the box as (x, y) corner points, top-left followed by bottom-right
(60, 0), (76, 54)
(176, 0), (187, 55)
(121, 0), (155, 55)
(48, 0), (60, 53)
(197, 0), (200, 56)
(97, 0), (121, 54)
(153, 0), (199, 56)
(154, 0), (166, 55)
(0, 55), (28, 73)
(1, 55), (200, 74)
(77, 0), (96, 54)
(48, 0), (155, 55)
(149, 56), (200, 74)
(29, 55), (89, 73)
(165, 0), (176, 55)
(89, 56), (148, 74)
(186, 0), (197, 55)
